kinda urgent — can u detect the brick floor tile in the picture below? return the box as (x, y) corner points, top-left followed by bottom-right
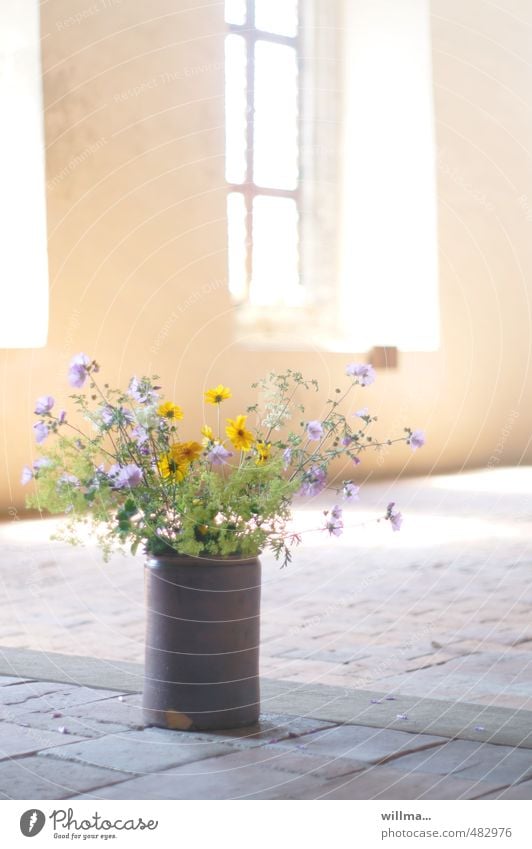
(40, 728), (231, 774)
(0, 754), (130, 799)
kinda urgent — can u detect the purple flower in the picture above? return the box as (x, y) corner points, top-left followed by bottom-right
(21, 466), (33, 485)
(299, 465), (326, 497)
(128, 376), (159, 405)
(114, 464), (143, 489)
(58, 473), (79, 487)
(100, 405), (114, 426)
(33, 458), (51, 471)
(343, 482), (360, 502)
(387, 502), (403, 532)
(131, 425), (148, 446)
(33, 422), (49, 444)
(34, 395), (54, 415)
(345, 363), (376, 386)
(324, 507), (343, 537)
(58, 410), (67, 425)
(68, 353), (91, 388)
(100, 405), (134, 428)
(207, 444), (232, 466)
(355, 407), (369, 419)
(353, 456), (361, 466)
(283, 447), (292, 470)
(342, 435), (353, 446)
(409, 429), (426, 451)
(306, 420), (323, 441)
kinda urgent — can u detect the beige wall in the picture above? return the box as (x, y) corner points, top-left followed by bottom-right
(1, 0), (531, 514)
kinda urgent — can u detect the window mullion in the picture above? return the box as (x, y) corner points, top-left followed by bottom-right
(226, 1), (302, 307)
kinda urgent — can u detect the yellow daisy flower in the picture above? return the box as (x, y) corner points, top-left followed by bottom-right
(204, 385), (232, 405)
(157, 401), (184, 420)
(157, 454), (188, 481)
(255, 441), (271, 465)
(225, 415), (255, 452)
(171, 441), (203, 464)
(201, 424), (214, 442)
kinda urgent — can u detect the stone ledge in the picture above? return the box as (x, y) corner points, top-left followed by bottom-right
(1, 646), (531, 750)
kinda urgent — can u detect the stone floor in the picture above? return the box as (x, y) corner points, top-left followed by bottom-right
(1, 675), (531, 800)
(1, 467), (532, 710)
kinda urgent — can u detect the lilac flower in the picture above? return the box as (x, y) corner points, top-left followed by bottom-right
(118, 407), (134, 425)
(58, 410), (67, 425)
(68, 353), (91, 388)
(299, 465), (326, 497)
(20, 466), (33, 485)
(355, 407), (369, 419)
(390, 512), (403, 533)
(33, 458), (51, 471)
(409, 429), (426, 451)
(207, 444), (232, 466)
(100, 405), (133, 427)
(283, 447), (292, 470)
(58, 473), (79, 487)
(100, 405), (114, 426)
(324, 507), (343, 537)
(345, 363), (376, 386)
(128, 376), (159, 405)
(114, 464), (143, 489)
(353, 456), (361, 466)
(34, 395), (54, 415)
(387, 502), (403, 532)
(131, 425), (149, 446)
(306, 420), (323, 441)
(343, 482), (360, 502)
(33, 422), (49, 444)
(342, 435), (353, 446)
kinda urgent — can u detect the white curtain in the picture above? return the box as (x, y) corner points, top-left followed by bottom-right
(0, 0), (48, 348)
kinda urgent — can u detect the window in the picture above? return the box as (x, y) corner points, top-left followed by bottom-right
(224, 0), (439, 352)
(0, 1), (48, 348)
(338, 0), (439, 351)
(224, 0), (303, 307)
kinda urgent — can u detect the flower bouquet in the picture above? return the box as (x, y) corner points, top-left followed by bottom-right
(23, 354), (425, 730)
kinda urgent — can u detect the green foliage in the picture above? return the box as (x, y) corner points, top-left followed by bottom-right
(25, 362), (416, 566)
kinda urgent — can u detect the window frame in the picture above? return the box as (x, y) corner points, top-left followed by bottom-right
(225, 0), (303, 304)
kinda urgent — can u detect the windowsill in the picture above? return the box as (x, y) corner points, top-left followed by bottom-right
(232, 303), (440, 355)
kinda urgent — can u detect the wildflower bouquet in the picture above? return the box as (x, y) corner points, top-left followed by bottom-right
(24, 355), (425, 566)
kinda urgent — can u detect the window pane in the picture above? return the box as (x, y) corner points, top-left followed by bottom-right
(253, 41), (298, 190)
(227, 192), (247, 300)
(250, 196), (300, 306)
(255, 0), (298, 37)
(225, 0), (246, 26)
(224, 34), (247, 184)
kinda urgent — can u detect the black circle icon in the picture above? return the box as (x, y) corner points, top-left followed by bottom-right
(20, 810), (46, 837)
